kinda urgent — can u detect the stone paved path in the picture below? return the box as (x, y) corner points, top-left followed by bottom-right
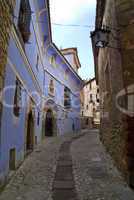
(0, 129), (134, 200)
(52, 141), (78, 200)
(71, 129), (134, 200)
(0, 134), (79, 200)
(52, 132), (88, 200)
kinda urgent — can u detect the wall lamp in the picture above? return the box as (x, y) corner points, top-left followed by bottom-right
(91, 26), (111, 48)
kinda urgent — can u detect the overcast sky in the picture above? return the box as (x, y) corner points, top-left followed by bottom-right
(50, 0), (96, 80)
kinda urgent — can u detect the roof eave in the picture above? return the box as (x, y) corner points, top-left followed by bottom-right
(52, 43), (84, 84)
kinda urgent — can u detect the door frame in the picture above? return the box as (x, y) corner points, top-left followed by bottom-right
(42, 106), (57, 138)
(24, 98), (35, 155)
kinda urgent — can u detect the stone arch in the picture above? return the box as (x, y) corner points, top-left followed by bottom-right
(24, 98), (35, 155)
(45, 109), (54, 136)
(42, 99), (58, 138)
(26, 110), (34, 152)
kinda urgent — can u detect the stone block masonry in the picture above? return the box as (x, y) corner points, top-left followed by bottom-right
(94, 0), (134, 187)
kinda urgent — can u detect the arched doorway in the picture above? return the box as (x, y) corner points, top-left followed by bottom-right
(26, 111), (34, 152)
(45, 109), (54, 136)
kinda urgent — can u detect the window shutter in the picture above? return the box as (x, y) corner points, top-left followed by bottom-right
(18, 0), (31, 43)
(13, 79), (22, 117)
(64, 87), (71, 109)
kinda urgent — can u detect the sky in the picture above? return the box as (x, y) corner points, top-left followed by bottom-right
(49, 0), (96, 80)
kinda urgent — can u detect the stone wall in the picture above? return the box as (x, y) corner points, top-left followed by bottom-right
(115, 0), (134, 186)
(115, 0), (134, 87)
(96, 0), (134, 183)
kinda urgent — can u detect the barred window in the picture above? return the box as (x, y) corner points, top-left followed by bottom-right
(37, 111), (40, 126)
(13, 79), (22, 117)
(49, 79), (54, 95)
(64, 87), (71, 109)
(18, 0), (31, 43)
(36, 54), (39, 71)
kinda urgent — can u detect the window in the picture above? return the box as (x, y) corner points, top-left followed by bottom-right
(86, 105), (88, 109)
(9, 148), (16, 170)
(97, 99), (100, 103)
(13, 79), (22, 117)
(18, 0), (31, 43)
(96, 105), (100, 111)
(64, 87), (71, 109)
(37, 111), (40, 126)
(90, 94), (93, 103)
(50, 55), (57, 67)
(64, 69), (69, 80)
(36, 54), (39, 71)
(50, 56), (54, 65)
(43, 35), (48, 45)
(49, 79), (54, 95)
(97, 88), (99, 93)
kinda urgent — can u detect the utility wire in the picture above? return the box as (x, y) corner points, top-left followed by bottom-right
(52, 23), (94, 28)
(11, 13), (94, 29)
(11, 11), (134, 30)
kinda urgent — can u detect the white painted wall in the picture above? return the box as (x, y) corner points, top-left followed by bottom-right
(83, 79), (100, 124)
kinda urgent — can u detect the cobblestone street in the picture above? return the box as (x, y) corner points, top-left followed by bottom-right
(0, 130), (134, 200)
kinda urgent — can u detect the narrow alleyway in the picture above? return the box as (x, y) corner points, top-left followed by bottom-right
(0, 130), (134, 200)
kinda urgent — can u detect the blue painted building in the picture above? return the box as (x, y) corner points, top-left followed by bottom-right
(0, 0), (83, 184)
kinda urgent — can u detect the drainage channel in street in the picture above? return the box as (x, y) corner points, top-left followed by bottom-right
(52, 140), (78, 200)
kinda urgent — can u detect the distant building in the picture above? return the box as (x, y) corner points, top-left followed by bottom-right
(83, 78), (100, 127)
(80, 89), (84, 117)
(61, 48), (81, 73)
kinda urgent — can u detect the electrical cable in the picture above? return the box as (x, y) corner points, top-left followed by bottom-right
(52, 23), (94, 28)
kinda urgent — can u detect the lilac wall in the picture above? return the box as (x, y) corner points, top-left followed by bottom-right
(0, 0), (83, 184)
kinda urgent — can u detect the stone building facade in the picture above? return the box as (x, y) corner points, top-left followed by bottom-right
(92, 0), (134, 187)
(0, 0), (83, 187)
(82, 78), (100, 128)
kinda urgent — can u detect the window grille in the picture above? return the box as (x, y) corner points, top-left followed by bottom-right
(64, 87), (71, 109)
